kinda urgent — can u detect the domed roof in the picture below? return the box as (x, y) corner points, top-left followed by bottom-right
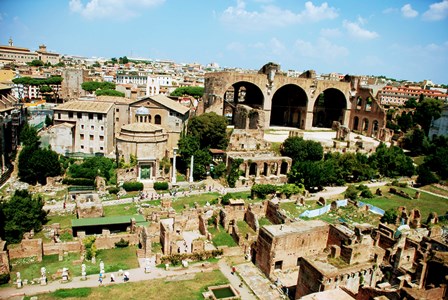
(135, 106), (150, 115)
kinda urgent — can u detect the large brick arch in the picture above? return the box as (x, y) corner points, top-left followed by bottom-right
(270, 84), (308, 128)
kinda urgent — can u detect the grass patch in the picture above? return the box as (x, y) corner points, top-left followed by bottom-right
(152, 242), (162, 253)
(258, 217), (272, 227)
(208, 225), (237, 247)
(361, 186), (448, 218)
(412, 156), (425, 166)
(103, 203), (139, 217)
(8, 247), (139, 283)
(270, 142), (282, 155)
(53, 287), (92, 298)
(46, 214), (77, 229)
(171, 193), (220, 212)
(237, 220), (256, 238)
(30, 269), (228, 300)
(420, 185), (448, 198)
(279, 201), (320, 218)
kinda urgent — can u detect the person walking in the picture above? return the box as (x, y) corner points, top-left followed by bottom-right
(98, 273), (103, 285)
(110, 273), (115, 282)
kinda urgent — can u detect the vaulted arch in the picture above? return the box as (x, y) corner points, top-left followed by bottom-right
(270, 84), (308, 128)
(223, 81), (264, 125)
(312, 88), (347, 128)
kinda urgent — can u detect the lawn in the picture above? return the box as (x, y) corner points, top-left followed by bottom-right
(420, 185), (448, 198)
(258, 217), (272, 227)
(26, 269), (229, 300)
(237, 220), (256, 238)
(46, 214), (77, 229)
(360, 186), (448, 219)
(208, 225), (237, 247)
(279, 201), (320, 219)
(103, 203), (140, 217)
(171, 192), (220, 212)
(7, 247), (139, 285)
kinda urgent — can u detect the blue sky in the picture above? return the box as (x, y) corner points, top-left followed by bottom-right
(0, 0), (447, 83)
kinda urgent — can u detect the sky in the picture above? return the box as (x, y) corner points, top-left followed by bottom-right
(0, 0), (447, 84)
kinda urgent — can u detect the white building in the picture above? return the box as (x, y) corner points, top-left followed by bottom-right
(429, 105), (448, 140)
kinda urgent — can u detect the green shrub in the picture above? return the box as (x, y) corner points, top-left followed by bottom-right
(345, 185), (358, 200)
(278, 183), (305, 197)
(360, 189), (374, 198)
(62, 177), (95, 186)
(108, 186), (119, 194)
(221, 193), (232, 205)
(122, 181), (143, 191)
(115, 238), (129, 248)
(53, 288), (92, 298)
(0, 273), (10, 285)
(154, 181), (169, 190)
(251, 184), (277, 199)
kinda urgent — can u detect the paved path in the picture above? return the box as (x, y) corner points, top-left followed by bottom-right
(0, 262), (218, 299)
(218, 260), (258, 300)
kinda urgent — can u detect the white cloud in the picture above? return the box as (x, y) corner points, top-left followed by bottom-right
(68, 0), (164, 20)
(423, 0), (448, 21)
(342, 20), (379, 40)
(401, 4), (418, 18)
(320, 28), (341, 38)
(294, 37), (348, 59)
(383, 7), (398, 14)
(220, 0), (338, 30)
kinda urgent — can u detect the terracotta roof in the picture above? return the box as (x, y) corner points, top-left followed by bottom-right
(53, 100), (113, 114)
(135, 94), (190, 115)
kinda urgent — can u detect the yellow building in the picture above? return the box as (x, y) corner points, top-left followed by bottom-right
(0, 38), (60, 65)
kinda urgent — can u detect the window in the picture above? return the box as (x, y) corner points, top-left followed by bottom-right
(155, 114), (161, 125)
(100, 147), (104, 151)
(80, 145), (84, 149)
(81, 124), (84, 129)
(100, 135), (104, 141)
(176, 122), (179, 127)
(88, 113), (93, 120)
(80, 134), (84, 140)
(68, 112), (73, 118)
(91, 125), (94, 130)
(77, 112), (82, 119)
(98, 114), (103, 121)
(90, 135), (94, 140)
(116, 117), (119, 122)
(57, 113), (61, 119)
(274, 261), (283, 270)
(100, 126), (104, 131)
(116, 108), (119, 112)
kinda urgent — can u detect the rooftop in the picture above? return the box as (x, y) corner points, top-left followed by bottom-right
(135, 94), (189, 115)
(71, 215), (146, 227)
(53, 100), (113, 114)
(263, 220), (328, 237)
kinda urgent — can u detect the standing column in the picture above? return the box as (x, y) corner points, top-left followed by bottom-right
(189, 155), (194, 183)
(172, 148), (178, 184)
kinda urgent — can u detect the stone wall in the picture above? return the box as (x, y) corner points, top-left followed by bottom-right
(43, 241), (82, 256)
(8, 239), (43, 262)
(327, 224), (355, 248)
(0, 240), (9, 275)
(244, 206), (259, 233)
(94, 232), (139, 250)
(265, 200), (289, 224)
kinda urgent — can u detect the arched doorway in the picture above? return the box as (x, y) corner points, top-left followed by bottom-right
(372, 120), (379, 136)
(353, 116), (359, 131)
(223, 81), (264, 125)
(313, 88), (347, 128)
(362, 118), (369, 134)
(249, 162), (257, 176)
(270, 84), (308, 128)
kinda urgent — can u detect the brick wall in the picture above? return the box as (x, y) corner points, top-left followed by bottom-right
(94, 233), (139, 250)
(8, 239), (43, 262)
(43, 241), (82, 255)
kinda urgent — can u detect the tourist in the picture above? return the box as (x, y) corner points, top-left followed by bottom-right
(98, 274), (103, 285)
(231, 266), (236, 275)
(110, 273), (115, 282)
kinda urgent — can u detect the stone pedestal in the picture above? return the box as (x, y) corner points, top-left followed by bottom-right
(81, 272), (87, 281)
(144, 266), (151, 273)
(40, 277), (47, 286)
(16, 279), (22, 289)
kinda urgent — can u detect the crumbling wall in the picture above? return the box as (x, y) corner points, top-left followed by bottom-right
(43, 241), (82, 256)
(95, 232), (139, 250)
(8, 239), (43, 262)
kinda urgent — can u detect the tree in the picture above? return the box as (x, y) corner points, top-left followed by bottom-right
(119, 56), (129, 64)
(95, 89), (124, 97)
(414, 98), (443, 135)
(170, 86), (204, 99)
(187, 112), (228, 149)
(281, 136), (323, 163)
(397, 112), (414, 132)
(370, 143), (414, 177)
(404, 98), (417, 108)
(345, 185), (358, 200)
(28, 59), (44, 67)
(20, 123), (40, 148)
(416, 165), (439, 186)
(0, 189), (48, 244)
(381, 208), (397, 224)
(81, 81), (102, 93)
(402, 127), (429, 155)
(68, 156), (114, 181)
(227, 158), (243, 188)
(45, 114), (53, 127)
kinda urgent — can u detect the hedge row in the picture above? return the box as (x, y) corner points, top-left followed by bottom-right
(154, 181), (169, 190)
(251, 184), (277, 199)
(122, 181), (143, 191)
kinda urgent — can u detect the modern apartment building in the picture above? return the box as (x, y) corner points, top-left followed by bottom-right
(378, 85), (448, 106)
(52, 101), (114, 155)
